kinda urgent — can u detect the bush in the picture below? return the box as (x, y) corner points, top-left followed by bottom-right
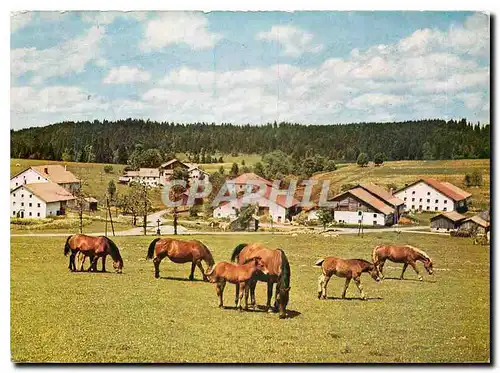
(103, 165), (114, 174)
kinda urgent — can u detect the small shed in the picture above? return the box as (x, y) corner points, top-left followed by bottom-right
(83, 197), (98, 212)
(430, 211), (466, 232)
(458, 215), (490, 236)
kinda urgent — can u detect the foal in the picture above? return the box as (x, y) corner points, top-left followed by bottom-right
(316, 257), (380, 300)
(205, 257), (268, 309)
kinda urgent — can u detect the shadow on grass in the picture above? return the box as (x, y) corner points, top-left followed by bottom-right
(326, 296), (383, 301)
(219, 305), (302, 319)
(383, 277), (437, 283)
(160, 276), (206, 282)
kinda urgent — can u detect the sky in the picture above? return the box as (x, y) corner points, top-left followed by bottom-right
(10, 11), (490, 130)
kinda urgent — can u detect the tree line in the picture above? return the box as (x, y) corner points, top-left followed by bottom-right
(11, 118), (490, 163)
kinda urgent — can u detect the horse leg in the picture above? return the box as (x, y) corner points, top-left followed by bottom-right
(409, 261), (423, 281)
(237, 282), (245, 311)
(317, 274), (325, 299)
(196, 261), (208, 281)
(400, 263), (408, 280)
(69, 251), (76, 272)
(216, 280), (226, 308)
(89, 256), (98, 272)
(101, 254), (106, 272)
(378, 259), (386, 279)
(354, 277), (367, 300)
(189, 261), (196, 280)
(153, 257), (161, 279)
(322, 275), (331, 299)
(341, 278), (351, 299)
(87, 255), (94, 271)
(234, 283), (239, 307)
(265, 282), (274, 313)
(249, 280), (257, 310)
(272, 283), (280, 312)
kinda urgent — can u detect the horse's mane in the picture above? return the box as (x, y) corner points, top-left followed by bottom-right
(195, 240), (215, 267)
(278, 249), (291, 289)
(103, 237), (122, 262)
(406, 245), (430, 260)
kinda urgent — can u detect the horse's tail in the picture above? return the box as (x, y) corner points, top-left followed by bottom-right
(278, 249), (291, 289)
(372, 245), (382, 263)
(314, 258), (325, 266)
(230, 243), (248, 262)
(64, 235), (72, 256)
(147, 238), (161, 260)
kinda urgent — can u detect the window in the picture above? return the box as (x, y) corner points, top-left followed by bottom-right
(29, 194), (32, 198)
(373, 213), (377, 218)
(12, 211), (15, 216)
(426, 206), (430, 210)
(29, 203), (32, 207)
(21, 194), (24, 198)
(29, 212), (32, 216)
(427, 192), (430, 195)
(435, 199), (439, 203)
(38, 177), (40, 180)
(427, 199), (430, 203)
(37, 213), (40, 217)
(444, 200), (447, 204)
(12, 202), (15, 205)
(435, 207), (438, 211)
(419, 198), (422, 202)
(411, 205), (415, 209)
(412, 198), (415, 202)
(419, 205), (422, 210)
(13, 193), (15, 197)
(37, 203), (40, 208)
(21, 202), (24, 207)
(412, 191), (415, 195)
(443, 207), (447, 211)
(404, 197), (407, 201)
(15, 182), (18, 186)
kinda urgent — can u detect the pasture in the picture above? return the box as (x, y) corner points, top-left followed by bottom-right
(11, 233), (489, 363)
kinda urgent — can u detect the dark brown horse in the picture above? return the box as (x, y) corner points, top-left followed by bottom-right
(205, 257), (268, 309)
(64, 234), (123, 273)
(231, 243), (291, 319)
(315, 257), (380, 300)
(146, 238), (215, 280)
(372, 244), (433, 281)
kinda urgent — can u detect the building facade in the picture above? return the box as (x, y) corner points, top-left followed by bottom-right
(10, 183), (75, 218)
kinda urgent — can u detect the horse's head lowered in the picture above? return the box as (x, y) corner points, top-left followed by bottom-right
(244, 257), (269, 275)
(113, 259), (123, 274)
(423, 258), (434, 275)
(368, 263), (381, 282)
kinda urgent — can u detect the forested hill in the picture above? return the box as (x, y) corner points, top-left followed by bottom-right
(10, 118), (490, 164)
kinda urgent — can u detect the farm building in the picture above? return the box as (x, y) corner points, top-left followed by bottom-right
(121, 169), (160, 187)
(458, 215), (490, 235)
(10, 183), (75, 218)
(355, 183), (405, 224)
(10, 165), (80, 194)
(83, 197), (98, 212)
(430, 211), (466, 232)
(394, 178), (471, 213)
(327, 187), (395, 226)
(213, 174), (299, 223)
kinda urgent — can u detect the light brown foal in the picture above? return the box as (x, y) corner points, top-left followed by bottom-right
(316, 257), (380, 300)
(205, 257), (268, 310)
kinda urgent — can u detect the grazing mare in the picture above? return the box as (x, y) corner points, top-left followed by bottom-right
(316, 257), (380, 300)
(146, 238), (215, 280)
(231, 243), (291, 319)
(372, 244), (433, 281)
(205, 257), (268, 309)
(64, 234), (123, 273)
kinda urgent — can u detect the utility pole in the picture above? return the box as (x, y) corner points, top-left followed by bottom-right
(143, 184), (148, 236)
(107, 197), (115, 236)
(173, 207), (178, 235)
(105, 202), (108, 237)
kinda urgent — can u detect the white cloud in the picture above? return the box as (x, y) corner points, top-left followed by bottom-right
(103, 66), (151, 84)
(81, 11), (148, 25)
(11, 12), (33, 33)
(141, 12), (222, 51)
(11, 26), (105, 84)
(256, 25), (323, 57)
(347, 93), (405, 109)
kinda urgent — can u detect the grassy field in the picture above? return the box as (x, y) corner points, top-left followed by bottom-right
(11, 233), (489, 363)
(311, 159), (490, 211)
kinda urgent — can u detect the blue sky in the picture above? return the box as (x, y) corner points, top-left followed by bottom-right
(10, 11), (490, 129)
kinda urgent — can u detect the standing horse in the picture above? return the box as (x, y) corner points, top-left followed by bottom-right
(64, 234), (123, 273)
(316, 257), (380, 300)
(372, 244), (433, 281)
(146, 238), (215, 280)
(230, 243), (291, 319)
(205, 257), (268, 309)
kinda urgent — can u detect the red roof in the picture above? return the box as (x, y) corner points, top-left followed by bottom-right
(229, 173), (272, 186)
(422, 178), (472, 201)
(330, 188), (394, 215)
(358, 183), (404, 207)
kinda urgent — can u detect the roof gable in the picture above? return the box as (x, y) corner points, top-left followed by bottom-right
(31, 165), (79, 184)
(430, 211), (466, 222)
(19, 182), (75, 203)
(396, 178), (471, 202)
(358, 183), (404, 206)
(331, 188), (393, 215)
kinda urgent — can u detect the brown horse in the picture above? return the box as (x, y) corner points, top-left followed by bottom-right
(64, 234), (123, 273)
(205, 257), (269, 309)
(231, 243), (291, 319)
(146, 238), (215, 280)
(316, 257), (380, 300)
(372, 244), (433, 281)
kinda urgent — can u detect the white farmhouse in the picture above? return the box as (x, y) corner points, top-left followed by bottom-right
(11, 165), (80, 193)
(121, 168), (160, 187)
(11, 183), (75, 219)
(394, 178), (472, 213)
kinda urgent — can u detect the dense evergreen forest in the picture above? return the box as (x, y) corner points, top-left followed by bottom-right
(10, 118), (490, 164)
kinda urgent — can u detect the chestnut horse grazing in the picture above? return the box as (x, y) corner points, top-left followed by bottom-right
(205, 257), (268, 309)
(146, 238), (215, 280)
(316, 257), (380, 300)
(64, 234), (123, 273)
(231, 243), (291, 319)
(372, 244), (433, 281)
